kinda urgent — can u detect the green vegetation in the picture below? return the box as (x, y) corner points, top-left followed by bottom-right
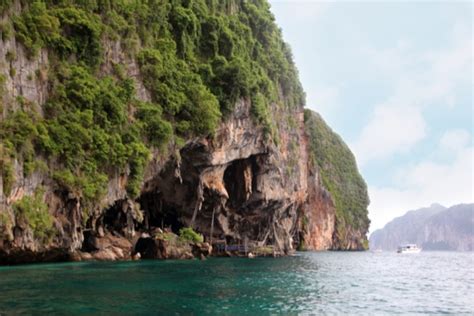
(12, 2), (60, 58)
(9, 66), (15, 77)
(155, 231), (176, 242)
(251, 92), (275, 139)
(0, 155), (14, 196)
(5, 50), (15, 62)
(179, 227), (204, 243)
(297, 240), (306, 251)
(1, 63), (153, 204)
(304, 109), (370, 243)
(362, 239), (369, 250)
(9, 0), (304, 115)
(0, 211), (13, 241)
(12, 188), (56, 242)
(137, 47), (221, 136)
(0, 0), (13, 14)
(253, 245), (274, 256)
(0, 73), (5, 89)
(0, 91), (14, 194)
(0, 21), (12, 41)
(0, 73), (6, 111)
(13, 2), (102, 65)
(0, 108), (40, 178)
(297, 215), (309, 251)
(0, 0), (305, 219)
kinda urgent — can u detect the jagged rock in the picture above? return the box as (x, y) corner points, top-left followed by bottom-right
(140, 99), (308, 256)
(134, 234), (212, 260)
(92, 249), (118, 261)
(301, 167), (336, 250)
(191, 242), (212, 258)
(132, 252), (141, 261)
(80, 233), (132, 261)
(70, 251), (93, 262)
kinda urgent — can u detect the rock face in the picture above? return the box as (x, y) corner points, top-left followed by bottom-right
(0, 1), (369, 264)
(300, 162), (335, 250)
(140, 99), (308, 255)
(370, 204), (474, 251)
(302, 111), (370, 250)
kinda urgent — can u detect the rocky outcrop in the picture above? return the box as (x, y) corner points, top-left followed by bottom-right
(300, 162), (335, 250)
(370, 204), (474, 251)
(134, 232), (212, 260)
(302, 110), (370, 250)
(0, 1), (370, 265)
(139, 99), (307, 255)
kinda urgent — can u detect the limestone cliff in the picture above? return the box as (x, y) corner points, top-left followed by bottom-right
(302, 110), (370, 250)
(0, 0), (369, 264)
(370, 204), (474, 251)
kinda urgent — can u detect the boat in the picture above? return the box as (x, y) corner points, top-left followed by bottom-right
(397, 244), (422, 253)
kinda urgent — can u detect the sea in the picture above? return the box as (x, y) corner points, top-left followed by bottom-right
(0, 251), (472, 315)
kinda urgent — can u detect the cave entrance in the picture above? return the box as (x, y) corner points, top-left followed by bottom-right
(223, 156), (259, 209)
(82, 200), (133, 252)
(138, 193), (184, 234)
(102, 199), (134, 236)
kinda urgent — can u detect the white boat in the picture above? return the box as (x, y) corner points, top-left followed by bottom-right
(397, 244), (422, 253)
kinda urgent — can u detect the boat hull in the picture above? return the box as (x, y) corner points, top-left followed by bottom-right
(397, 244), (422, 253)
(397, 248), (421, 254)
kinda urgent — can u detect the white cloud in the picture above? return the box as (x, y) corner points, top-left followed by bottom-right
(352, 105), (426, 165)
(352, 22), (472, 166)
(369, 133), (473, 233)
(356, 18), (473, 233)
(439, 129), (471, 152)
(306, 84), (340, 120)
(270, 1), (473, 234)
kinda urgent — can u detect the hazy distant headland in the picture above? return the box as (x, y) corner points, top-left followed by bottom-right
(370, 203), (474, 251)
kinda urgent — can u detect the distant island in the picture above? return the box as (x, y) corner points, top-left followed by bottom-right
(370, 203), (474, 251)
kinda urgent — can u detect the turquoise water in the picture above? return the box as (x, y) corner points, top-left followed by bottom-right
(0, 251), (473, 315)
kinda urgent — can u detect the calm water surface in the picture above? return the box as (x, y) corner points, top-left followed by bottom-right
(0, 251), (473, 315)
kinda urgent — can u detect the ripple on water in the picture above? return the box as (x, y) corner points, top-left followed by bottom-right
(0, 252), (473, 314)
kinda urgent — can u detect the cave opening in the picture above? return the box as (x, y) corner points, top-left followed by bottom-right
(223, 156), (259, 209)
(138, 193), (184, 234)
(82, 199), (133, 252)
(102, 199), (133, 235)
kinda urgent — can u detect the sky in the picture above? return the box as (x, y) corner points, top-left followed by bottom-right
(269, 0), (473, 233)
